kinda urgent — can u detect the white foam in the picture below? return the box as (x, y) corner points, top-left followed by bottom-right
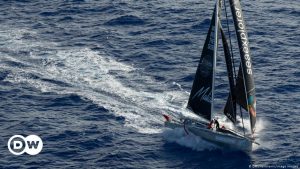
(251, 118), (269, 151)
(1, 27), (190, 134)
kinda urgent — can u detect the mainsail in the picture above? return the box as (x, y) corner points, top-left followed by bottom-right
(187, 2), (220, 121)
(229, 0), (257, 133)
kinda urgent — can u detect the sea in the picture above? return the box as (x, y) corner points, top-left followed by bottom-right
(0, 0), (299, 168)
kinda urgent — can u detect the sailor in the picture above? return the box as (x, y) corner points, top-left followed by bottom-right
(207, 120), (214, 129)
(208, 119), (220, 131)
(215, 119), (228, 133)
(214, 119), (220, 129)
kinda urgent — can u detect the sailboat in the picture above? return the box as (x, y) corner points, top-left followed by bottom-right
(164, 0), (258, 152)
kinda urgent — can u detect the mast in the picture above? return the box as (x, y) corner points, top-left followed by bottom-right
(211, 0), (220, 119)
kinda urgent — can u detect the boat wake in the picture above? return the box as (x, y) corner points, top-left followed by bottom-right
(1, 27), (188, 134)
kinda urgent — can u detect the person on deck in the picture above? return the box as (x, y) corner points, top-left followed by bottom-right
(208, 119), (223, 131)
(207, 120), (214, 129)
(214, 119), (220, 129)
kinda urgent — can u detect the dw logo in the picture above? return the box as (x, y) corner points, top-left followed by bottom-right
(7, 135), (43, 155)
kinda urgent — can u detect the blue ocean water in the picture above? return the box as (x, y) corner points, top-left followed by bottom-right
(0, 0), (299, 168)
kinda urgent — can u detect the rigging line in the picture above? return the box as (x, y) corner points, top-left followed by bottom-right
(224, 0), (245, 133)
(223, 0), (237, 79)
(240, 105), (246, 136)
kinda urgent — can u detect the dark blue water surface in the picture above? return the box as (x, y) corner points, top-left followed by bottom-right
(0, 0), (299, 168)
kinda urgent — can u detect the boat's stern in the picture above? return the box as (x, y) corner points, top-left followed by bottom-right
(163, 114), (184, 129)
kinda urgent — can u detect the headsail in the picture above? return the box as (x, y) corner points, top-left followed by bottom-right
(187, 1), (220, 121)
(229, 0), (256, 133)
(220, 27), (237, 123)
